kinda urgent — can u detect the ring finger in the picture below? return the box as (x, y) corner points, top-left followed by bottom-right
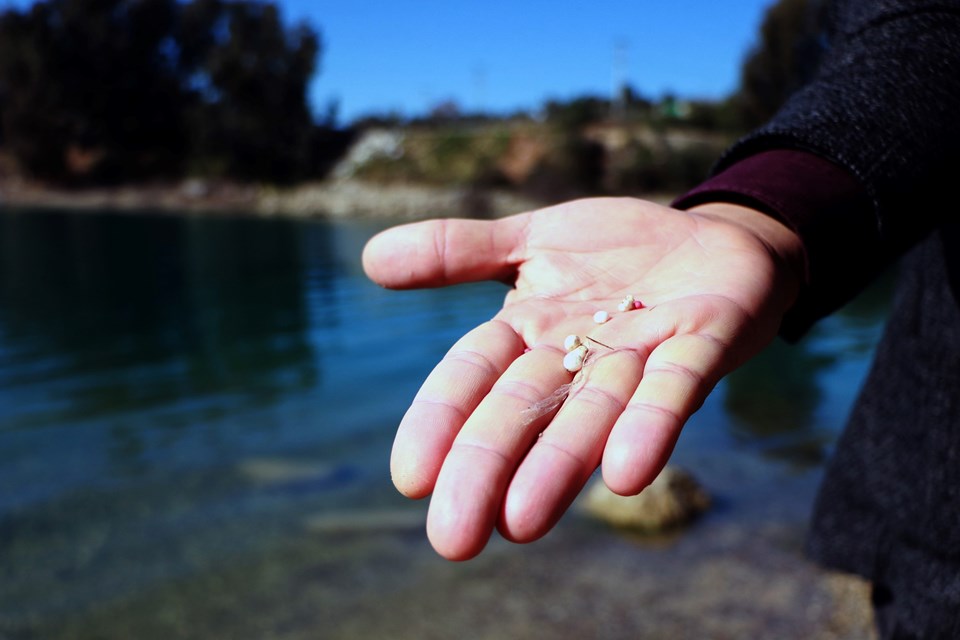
(497, 345), (647, 542)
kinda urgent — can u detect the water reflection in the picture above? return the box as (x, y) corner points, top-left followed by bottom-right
(0, 209), (515, 627)
(0, 208), (894, 636)
(0, 210), (382, 624)
(724, 339), (836, 467)
(722, 270), (894, 468)
(0, 211), (322, 428)
(0, 210), (351, 517)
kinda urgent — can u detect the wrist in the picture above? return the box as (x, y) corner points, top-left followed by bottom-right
(688, 202), (807, 310)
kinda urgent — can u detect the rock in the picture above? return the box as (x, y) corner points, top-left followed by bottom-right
(238, 457), (337, 485)
(180, 178), (209, 199)
(331, 128), (406, 180)
(579, 465), (711, 532)
(256, 178), (543, 220)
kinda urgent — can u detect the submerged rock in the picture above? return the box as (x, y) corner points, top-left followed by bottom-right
(239, 457), (335, 484)
(238, 457), (358, 494)
(579, 465), (711, 532)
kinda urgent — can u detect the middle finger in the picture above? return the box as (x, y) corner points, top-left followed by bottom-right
(426, 345), (573, 560)
(498, 346), (646, 542)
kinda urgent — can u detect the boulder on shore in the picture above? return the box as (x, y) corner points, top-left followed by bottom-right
(579, 465), (711, 532)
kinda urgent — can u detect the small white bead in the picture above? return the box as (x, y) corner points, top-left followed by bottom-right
(593, 310), (610, 324)
(563, 345), (588, 372)
(564, 334), (582, 351)
(617, 301), (630, 312)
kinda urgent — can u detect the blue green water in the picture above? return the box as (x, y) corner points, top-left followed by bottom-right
(0, 208), (891, 638)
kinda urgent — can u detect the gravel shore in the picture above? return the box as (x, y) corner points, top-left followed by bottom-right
(0, 177), (547, 220)
(27, 454), (877, 640)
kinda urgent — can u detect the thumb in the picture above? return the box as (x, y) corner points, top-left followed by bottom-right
(362, 215), (528, 289)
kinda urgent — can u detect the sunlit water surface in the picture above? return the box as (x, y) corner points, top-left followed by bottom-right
(0, 209), (892, 638)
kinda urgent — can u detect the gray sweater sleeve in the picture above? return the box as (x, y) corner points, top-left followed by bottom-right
(715, 0), (960, 333)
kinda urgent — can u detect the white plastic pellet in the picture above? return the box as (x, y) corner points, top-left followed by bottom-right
(563, 345), (588, 373)
(593, 310), (610, 324)
(564, 334), (582, 351)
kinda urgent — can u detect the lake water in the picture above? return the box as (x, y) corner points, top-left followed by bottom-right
(0, 208), (891, 639)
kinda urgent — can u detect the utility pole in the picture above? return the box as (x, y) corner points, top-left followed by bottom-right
(611, 38), (629, 123)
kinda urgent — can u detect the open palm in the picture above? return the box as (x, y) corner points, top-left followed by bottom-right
(363, 197), (802, 560)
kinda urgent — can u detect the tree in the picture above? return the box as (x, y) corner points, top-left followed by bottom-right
(0, 0), (186, 181)
(543, 94), (610, 130)
(187, 0), (320, 182)
(0, 0), (322, 183)
(736, 0), (826, 128)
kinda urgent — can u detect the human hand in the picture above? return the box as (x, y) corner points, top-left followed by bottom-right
(362, 197), (804, 560)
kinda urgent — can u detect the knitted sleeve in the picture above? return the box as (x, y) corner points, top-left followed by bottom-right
(690, 0), (960, 337)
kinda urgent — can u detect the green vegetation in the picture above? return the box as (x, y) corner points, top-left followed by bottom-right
(0, 0), (822, 195)
(346, 104), (735, 201)
(353, 127), (512, 187)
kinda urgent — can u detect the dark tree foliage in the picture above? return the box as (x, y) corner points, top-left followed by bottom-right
(188, 0), (319, 181)
(543, 94), (610, 130)
(737, 0), (826, 129)
(0, 0), (322, 183)
(0, 0), (186, 181)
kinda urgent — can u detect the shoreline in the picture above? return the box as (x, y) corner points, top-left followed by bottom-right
(21, 455), (877, 640)
(0, 176), (676, 221)
(0, 177), (548, 221)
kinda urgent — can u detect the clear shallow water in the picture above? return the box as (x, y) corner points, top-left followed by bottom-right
(0, 208), (891, 638)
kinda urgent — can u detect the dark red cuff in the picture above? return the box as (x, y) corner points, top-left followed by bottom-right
(672, 150), (878, 340)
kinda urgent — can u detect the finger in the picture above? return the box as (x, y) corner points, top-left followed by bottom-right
(391, 320), (525, 499)
(362, 215), (529, 289)
(602, 332), (729, 495)
(426, 346), (571, 560)
(498, 347), (646, 542)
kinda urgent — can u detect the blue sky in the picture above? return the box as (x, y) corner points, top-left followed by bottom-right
(1, 0), (778, 122)
(289, 0), (778, 122)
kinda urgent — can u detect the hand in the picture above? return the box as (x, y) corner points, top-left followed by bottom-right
(362, 197), (804, 560)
